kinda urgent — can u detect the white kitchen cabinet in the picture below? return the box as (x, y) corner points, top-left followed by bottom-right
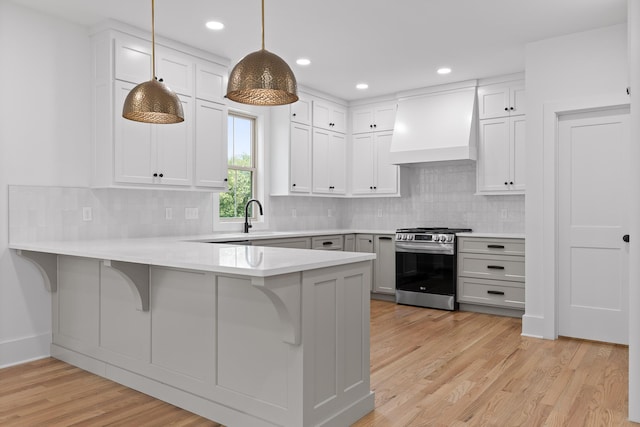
(477, 81), (525, 119)
(92, 28), (229, 190)
(289, 123), (312, 193)
(344, 234), (356, 252)
(351, 103), (396, 134)
(477, 115), (525, 194)
(355, 235), (374, 253)
(290, 95), (312, 126)
(373, 235), (395, 294)
(313, 99), (347, 133)
(114, 34), (192, 96)
(195, 61), (226, 103)
(457, 236), (525, 315)
(194, 100), (228, 189)
(351, 132), (399, 196)
(114, 81), (193, 186)
(312, 235), (344, 250)
(312, 129), (346, 195)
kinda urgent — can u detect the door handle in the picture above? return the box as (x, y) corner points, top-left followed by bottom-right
(623, 234), (630, 243)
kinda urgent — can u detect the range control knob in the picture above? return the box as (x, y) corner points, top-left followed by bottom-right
(439, 235), (447, 242)
(446, 235), (454, 243)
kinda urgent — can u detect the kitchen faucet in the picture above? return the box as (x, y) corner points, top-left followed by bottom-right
(243, 199), (264, 233)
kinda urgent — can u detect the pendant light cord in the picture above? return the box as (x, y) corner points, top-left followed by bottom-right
(261, 0), (265, 50)
(151, 0), (156, 79)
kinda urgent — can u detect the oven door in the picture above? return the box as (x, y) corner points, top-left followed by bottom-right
(395, 243), (456, 296)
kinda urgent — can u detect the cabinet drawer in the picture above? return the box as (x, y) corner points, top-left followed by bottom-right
(458, 277), (524, 310)
(312, 235), (344, 250)
(458, 253), (524, 282)
(458, 237), (524, 255)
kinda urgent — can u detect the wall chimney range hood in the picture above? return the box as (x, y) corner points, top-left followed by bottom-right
(389, 84), (478, 165)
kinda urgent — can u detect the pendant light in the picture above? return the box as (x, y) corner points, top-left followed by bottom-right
(225, 0), (298, 106)
(122, 0), (184, 124)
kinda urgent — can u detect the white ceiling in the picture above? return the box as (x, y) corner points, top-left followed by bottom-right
(11, 0), (627, 101)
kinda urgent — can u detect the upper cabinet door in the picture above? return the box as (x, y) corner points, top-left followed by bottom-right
(313, 100), (347, 133)
(352, 109), (375, 134)
(372, 104), (397, 132)
(194, 100), (228, 188)
(510, 83), (526, 116)
(290, 96), (312, 125)
(155, 95), (193, 186)
(156, 47), (193, 96)
(289, 123), (312, 193)
(114, 35), (152, 84)
(477, 81), (525, 119)
(195, 61), (226, 103)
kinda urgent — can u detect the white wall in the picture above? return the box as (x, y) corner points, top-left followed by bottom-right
(0, 1), (92, 366)
(523, 24), (629, 338)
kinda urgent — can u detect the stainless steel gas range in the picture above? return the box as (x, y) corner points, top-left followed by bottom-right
(395, 227), (471, 310)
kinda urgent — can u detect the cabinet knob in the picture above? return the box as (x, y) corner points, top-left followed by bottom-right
(504, 107), (509, 111)
(374, 186), (377, 189)
(370, 186), (373, 189)
(224, 178), (228, 182)
(153, 173), (158, 177)
(510, 107), (514, 110)
(509, 181), (514, 185)
(158, 78), (164, 82)
(369, 240), (372, 243)
(504, 182), (508, 185)
(373, 124), (377, 128)
(370, 124), (373, 128)
(159, 173), (164, 178)
(292, 183), (296, 187)
(292, 113), (297, 117)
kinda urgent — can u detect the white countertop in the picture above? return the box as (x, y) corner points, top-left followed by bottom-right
(11, 237), (376, 278)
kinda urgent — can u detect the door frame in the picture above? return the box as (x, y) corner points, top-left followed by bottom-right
(541, 94), (630, 340)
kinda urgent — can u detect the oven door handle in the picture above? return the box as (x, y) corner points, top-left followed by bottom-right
(395, 242), (455, 255)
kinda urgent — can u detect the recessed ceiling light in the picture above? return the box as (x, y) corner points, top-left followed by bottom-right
(437, 67), (452, 75)
(296, 58), (311, 66)
(356, 83), (369, 90)
(205, 21), (224, 30)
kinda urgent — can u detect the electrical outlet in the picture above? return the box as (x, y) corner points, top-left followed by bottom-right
(377, 209), (383, 218)
(82, 207), (92, 221)
(185, 207), (199, 220)
(500, 209), (508, 220)
(165, 207), (173, 220)
(291, 208), (297, 218)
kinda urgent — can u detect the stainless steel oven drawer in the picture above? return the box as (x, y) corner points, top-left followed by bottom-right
(457, 277), (524, 309)
(457, 253), (525, 282)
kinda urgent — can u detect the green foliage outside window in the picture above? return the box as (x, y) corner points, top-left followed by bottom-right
(219, 156), (253, 218)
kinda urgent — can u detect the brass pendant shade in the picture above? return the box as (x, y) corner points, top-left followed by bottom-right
(226, 49), (298, 106)
(123, 79), (184, 124)
(225, 0), (298, 106)
(122, 0), (184, 124)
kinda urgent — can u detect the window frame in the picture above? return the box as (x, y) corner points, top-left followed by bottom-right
(213, 105), (267, 233)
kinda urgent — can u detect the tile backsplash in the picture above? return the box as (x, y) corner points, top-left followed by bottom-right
(10, 163), (524, 243)
(9, 186), (214, 243)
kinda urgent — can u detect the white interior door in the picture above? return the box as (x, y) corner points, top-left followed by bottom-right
(558, 107), (630, 344)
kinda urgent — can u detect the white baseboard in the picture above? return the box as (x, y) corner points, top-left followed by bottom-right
(0, 332), (51, 368)
(521, 314), (547, 339)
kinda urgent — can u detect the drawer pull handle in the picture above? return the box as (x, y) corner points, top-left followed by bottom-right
(322, 241), (332, 246)
(487, 265), (505, 270)
(487, 244), (505, 249)
(379, 236), (393, 240)
(487, 290), (505, 295)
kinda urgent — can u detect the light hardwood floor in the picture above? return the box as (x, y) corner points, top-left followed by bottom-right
(0, 300), (634, 426)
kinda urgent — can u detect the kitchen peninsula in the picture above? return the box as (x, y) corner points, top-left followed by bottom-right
(11, 238), (376, 427)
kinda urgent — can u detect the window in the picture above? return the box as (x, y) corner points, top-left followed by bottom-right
(219, 113), (257, 220)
